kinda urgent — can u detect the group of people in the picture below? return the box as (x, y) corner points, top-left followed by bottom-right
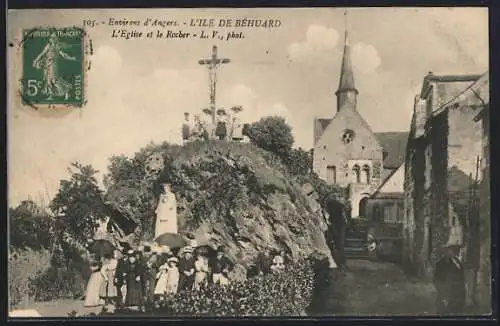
(83, 243), (234, 311)
(247, 249), (290, 278)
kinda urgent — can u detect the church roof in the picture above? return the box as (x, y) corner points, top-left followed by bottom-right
(336, 30), (358, 95)
(316, 118), (332, 132)
(373, 131), (409, 169)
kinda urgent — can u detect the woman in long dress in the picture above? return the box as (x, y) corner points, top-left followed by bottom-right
(192, 254), (209, 291)
(99, 254), (119, 305)
(84, 260), (104, 307)
(32, 33), (76, 100)
(124, 253), (144, 309)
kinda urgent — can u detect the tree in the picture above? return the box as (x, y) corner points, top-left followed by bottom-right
(9, 200), (52, 250)
(246, 116), (294, 157)
(49, 162), (106, 245)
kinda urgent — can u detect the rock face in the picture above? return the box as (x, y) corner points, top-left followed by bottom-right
(160, 141), (333, 280)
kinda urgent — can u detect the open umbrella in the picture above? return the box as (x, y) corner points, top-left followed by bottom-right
(154, 233), (187, 250)
(194, 245), (217, 259)
(88, 239), (115, 258)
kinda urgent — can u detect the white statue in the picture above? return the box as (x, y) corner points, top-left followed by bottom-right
(154, 183), (178, 238)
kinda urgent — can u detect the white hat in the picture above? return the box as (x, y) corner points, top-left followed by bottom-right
(159, 245), (171, 253)
(167, 257), (179, 264)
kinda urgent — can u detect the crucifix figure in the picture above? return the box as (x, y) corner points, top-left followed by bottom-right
(198, 45), (231, 138)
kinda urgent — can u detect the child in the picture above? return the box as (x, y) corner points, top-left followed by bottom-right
(154, 261), (169, 300)
(165, 257), (180, 295)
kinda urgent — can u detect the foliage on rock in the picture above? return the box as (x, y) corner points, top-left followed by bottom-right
(103, 140), (335, 279)
(246, 116), (294, 158)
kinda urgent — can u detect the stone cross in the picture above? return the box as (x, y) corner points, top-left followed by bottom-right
(198, 45), (231, 134)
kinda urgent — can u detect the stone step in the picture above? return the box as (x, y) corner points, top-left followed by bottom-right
(344, 246), (368, 253)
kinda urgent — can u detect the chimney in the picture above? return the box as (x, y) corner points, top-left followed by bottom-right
(414, 95), (427, 138)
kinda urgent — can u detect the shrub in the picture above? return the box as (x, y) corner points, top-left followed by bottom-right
(31, 240), (91, 302)
(8, 248), (51, 308)
(9, 200), (53, 250)
(96, 261), (314, 317)
(246, 116), (294, 158)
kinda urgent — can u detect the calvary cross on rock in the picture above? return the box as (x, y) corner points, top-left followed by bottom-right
(198, 45), (231, 138)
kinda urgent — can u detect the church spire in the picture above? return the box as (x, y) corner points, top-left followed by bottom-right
(335, 10), (358, 112)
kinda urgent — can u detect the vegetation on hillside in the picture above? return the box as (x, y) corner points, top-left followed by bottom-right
(9, 115), (348, 310)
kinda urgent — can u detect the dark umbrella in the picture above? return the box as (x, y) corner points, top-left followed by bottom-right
(154, 233), (187, 250)
(88, 239), (115, 258)
(194, 245), (217, 259)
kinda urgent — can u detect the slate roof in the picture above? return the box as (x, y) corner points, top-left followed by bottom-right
(336, 30), (357, 94)
(374, 132), (409, 169)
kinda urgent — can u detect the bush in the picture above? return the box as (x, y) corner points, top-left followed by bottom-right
(166, 264), (313, 316)
(246, 116), (294, 158)
(98, 262), (314, 317)
(9, 200), (53, 250)
(31, 240), (91, 302)
(9, 248), (51, 308)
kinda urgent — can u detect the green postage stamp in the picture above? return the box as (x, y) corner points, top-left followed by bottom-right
(21, 27), (85, 108)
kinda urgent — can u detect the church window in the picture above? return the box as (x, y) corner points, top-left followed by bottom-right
(362, 165), (371, 184)
(352, 164), (361, 183)
(342, 129), (355, 144)
(326, 165), (337, 184)
(323, 145), (327, 150)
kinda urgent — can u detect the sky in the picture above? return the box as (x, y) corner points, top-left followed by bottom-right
(7, 7), (488, 206)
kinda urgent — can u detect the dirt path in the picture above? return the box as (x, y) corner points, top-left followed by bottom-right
(10, 299), (101, 318)
(338, 259), (437, 316)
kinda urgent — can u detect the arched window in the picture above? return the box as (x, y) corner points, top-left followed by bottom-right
(362, 165), (371, 184)
(352, 164), (361, 183)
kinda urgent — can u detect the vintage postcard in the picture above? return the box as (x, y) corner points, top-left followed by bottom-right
(7, 7), (491, 318)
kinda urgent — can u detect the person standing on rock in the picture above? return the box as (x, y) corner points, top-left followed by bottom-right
(434, 244), (466, 314)
(178, 246), (195, 291)
(212, 246), (233, 286)
(154, 183), (178, 238)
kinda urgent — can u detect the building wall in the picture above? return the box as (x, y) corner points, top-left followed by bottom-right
(313, 108), (383, 187)
(404, 77), (486, 280)
(363, 197), (404, 223)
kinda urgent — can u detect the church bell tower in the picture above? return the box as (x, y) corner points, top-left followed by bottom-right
(335, 12), (358, 113)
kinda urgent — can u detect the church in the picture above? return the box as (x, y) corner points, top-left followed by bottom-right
(312, 26), (408, 221)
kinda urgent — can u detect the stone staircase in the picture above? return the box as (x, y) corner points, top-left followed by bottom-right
(344, 218), (370, 260)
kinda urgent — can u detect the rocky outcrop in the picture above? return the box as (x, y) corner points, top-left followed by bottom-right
(158, 141), (334, 280)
